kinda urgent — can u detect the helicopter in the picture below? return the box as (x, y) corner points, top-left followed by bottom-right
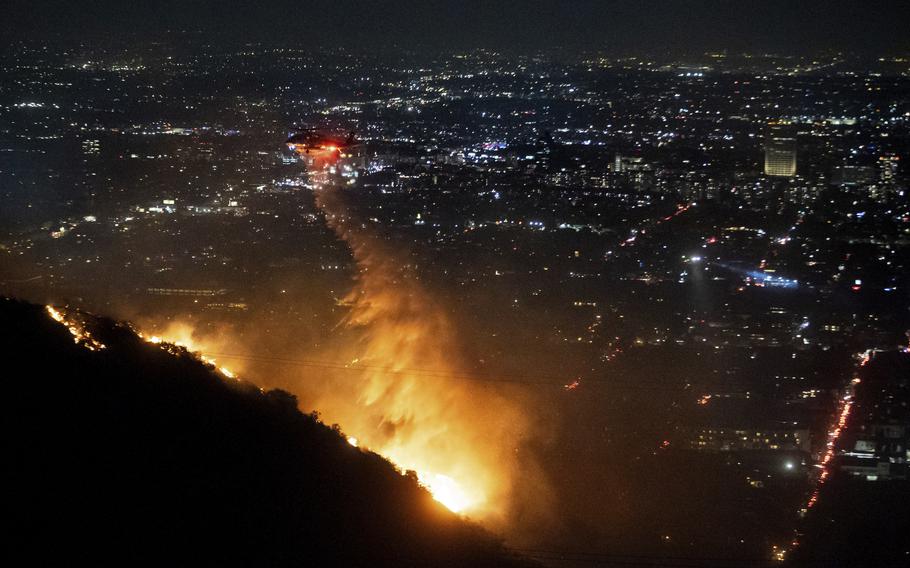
(285, 128), (358, 157)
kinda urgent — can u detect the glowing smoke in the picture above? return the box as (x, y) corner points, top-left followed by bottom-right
(137, 319), (249, 380)
(122, 160), (549, 526)
(305, 184), (531, 518)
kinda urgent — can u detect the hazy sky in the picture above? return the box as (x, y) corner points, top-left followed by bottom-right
(6, 0), (910, 55)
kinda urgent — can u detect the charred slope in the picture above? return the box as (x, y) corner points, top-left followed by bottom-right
(3, 298), (529, 567)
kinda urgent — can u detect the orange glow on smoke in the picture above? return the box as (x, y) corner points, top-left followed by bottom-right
(302, 180), (528, 517)
(122, 156), (538, 519)
(127, 182), (530, 517)
(138, 310), (492, 514)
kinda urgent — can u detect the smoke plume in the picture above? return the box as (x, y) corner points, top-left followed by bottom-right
(302, 184), (533, 521)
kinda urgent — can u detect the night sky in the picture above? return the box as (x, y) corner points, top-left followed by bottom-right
(6, 0), (910, 54)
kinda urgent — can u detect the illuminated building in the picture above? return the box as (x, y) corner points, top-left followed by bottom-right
(879, 154), (900, 184)
(764, 123), (797, 177)
(840, 424), (909, 481)
(833, 165), (874, 187)
(690, 427), (811, 452)
(613, 154), (646, 173)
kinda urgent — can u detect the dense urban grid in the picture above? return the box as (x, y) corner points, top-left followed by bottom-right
(2, 34), (909, 565)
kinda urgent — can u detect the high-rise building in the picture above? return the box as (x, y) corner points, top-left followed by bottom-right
(613, 154), (646, 173)
(879, 154), (900, 184)
(764, 123), (797, 177)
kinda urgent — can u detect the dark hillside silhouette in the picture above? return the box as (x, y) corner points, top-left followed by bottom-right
(3, 298), (531, 567)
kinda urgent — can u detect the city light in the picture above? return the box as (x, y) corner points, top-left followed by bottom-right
(6, 17), (910, 566)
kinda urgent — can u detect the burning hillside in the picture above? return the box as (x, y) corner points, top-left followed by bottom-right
(5, 297), (534, 567)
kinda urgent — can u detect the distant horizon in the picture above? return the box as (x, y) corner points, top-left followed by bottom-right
(3, 36), (908, 70)
(5, 1), (910, 56)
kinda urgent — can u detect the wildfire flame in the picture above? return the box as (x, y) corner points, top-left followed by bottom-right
(136, 324), (240, 381)
(126, 227), (518, 517)
(46, 305), (106, 351)
(119, 170), (534, 520)
(417, 472), (472, 513)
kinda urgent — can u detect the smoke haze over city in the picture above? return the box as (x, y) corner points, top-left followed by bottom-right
(3, 2), (910, 566)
